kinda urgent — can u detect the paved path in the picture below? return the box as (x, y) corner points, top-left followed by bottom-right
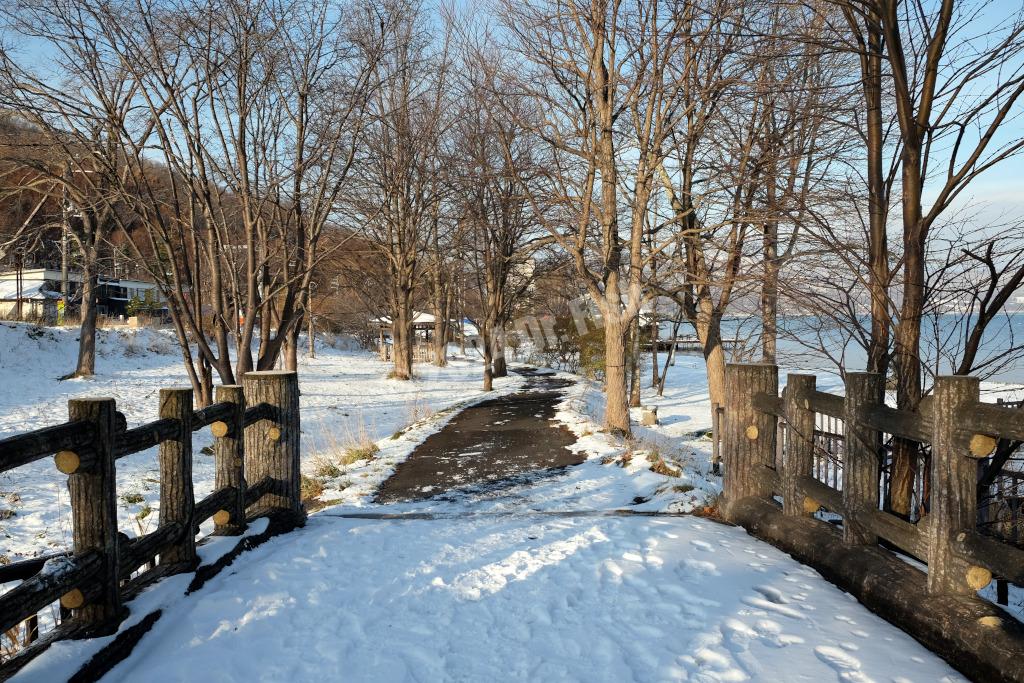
(375, 369), (584, 502)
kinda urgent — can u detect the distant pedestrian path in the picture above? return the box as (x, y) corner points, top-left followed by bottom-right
(375, 368), (583, 503)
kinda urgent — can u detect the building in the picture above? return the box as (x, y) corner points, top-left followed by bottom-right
(0, 268), (167, 323)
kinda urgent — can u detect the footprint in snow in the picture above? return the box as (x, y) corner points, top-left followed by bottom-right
(682, 558), (719, 576)
(720, 618), (763, 677)
(689, 539), (714, 552)
(741, 595), (807, 620)
(814, 645), (875, 683)
(753, 618), (805, 647)
(753, 585), (789, 604)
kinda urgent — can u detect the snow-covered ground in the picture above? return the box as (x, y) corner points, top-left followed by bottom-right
(21, 512), (960, 683)
(0, 326), (1001, 680)
(0, 322), (521, 565)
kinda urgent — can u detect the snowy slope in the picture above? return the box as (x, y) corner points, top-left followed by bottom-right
(16, 511), (965, 682)
(0, 323), (512, 565)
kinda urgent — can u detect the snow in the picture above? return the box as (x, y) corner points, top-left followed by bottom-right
(0, 322), (517, 565)
(0, 280), (59, 301)
(16, 512), (964, 682)
(0, 325), (992, 680)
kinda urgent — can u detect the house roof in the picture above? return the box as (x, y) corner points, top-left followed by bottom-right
(0, 280), (60, 301)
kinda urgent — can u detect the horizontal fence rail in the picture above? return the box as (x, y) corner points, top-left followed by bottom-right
(0, 371), (306, 679)
(719, 364), (1024, 683)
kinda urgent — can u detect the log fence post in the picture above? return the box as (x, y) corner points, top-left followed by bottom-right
(213, 385), (247, 535)
(928, 375), (980, 594)
(158, 387), (196, 568)
(723, 363), (778, 518)
(783, 374), (816, 517)
(66, 397), (122, 634)
(243, 371), (305, 527)
(843, 372), (884, 546)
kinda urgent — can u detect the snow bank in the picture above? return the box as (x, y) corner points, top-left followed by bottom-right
(35, 512), (965, 683)
(0, 323), (501, 564)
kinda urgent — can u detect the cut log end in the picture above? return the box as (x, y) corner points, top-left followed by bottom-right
(967, 565), (993, 590)
(60, 588), (85, 610)
(267, 426), (282, 442)
(213, 509), (231, 526)
(210, 421), (229, 438)
(978, 615), (1003, 628)
(54, 450), (80, 474)
(744, 425), (759, 440)
(969, 434), (997, 458)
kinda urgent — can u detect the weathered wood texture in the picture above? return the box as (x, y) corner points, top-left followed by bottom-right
(729, 496), (1024, 683)
(965, 403), (1024, 443)
(0, 551), (102, 636)
(66, 398), (121, 633)
(928, 376), (979, 594)
(119, 523), (185, 579)
(114, 418), (179, 459)
(783, 375), (816, 517)
(194, 487), (239, 527)
(242, 371), (304, 526)
(213, 385), (246, 535)
(192, 402), (233, 431)
(955, 530), (1024, 584)
(244, 476), (274, 509)
(242, 402), (277, 427)
(844, 373), (884, 546)
(723, 363), (778, 514)
(806, 390), (843, 417)
(862, 403), (930, 443)
(157, 388), (196, 568)
(0, 552), (69, 584)
(0, 376), (315, 676)
(0, 421), (95, 473)
(796, 474), (843, 514)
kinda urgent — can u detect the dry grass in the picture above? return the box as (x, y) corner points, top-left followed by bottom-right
(311, 456), (343, 479)
(648, 453), (681, 478)
(693, 492), (724, 520)
(622, 438), (683, 478)
(405, 393), (434, 424)
(308, 412), (382, 477)
(339, 443), (379, 466)
(300, 475), (326, 501)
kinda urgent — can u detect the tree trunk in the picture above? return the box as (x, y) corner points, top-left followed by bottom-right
(74, 258), (98, 377)
(864, 25), (890, 379)
(650, 311), (659, 388)
(433, 315), (448, 367)
(492, 328), (507, 378)
(629, 316), (641, 407)
(761, 183), (779, 364)
(481, 323), (493, 391)
(284, 313), (301, 372)
(604, 316), (631, 436)
(392, 290), (414, 380)
(696, 315), (727, 414)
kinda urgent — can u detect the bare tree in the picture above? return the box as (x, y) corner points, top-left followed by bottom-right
(351, 0), (452, 380)
(499, 0), (689, 435)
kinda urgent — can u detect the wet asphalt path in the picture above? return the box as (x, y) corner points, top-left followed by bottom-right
(374, 369), (584, 503)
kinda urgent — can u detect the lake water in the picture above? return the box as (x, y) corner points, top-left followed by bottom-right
(661, 313), (1024, 385)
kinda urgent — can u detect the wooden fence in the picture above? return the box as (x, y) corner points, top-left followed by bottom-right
(718, 364), (1024, 682)
(377, 341), (436, 364)
(0, 371), (305, 679)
